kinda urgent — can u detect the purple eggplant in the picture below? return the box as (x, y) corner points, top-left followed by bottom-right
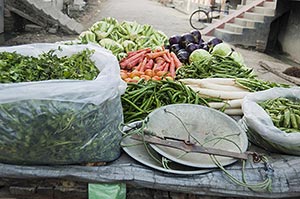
(164, 44), (170, 50)
(201, 43), (209, 51)
(207, 37), (223, 47)
(186, 43), (199, 54)
(169, 35), (181, 45)
(190, 29), (202, 43)
(180, 33), (195, 48)
(177, 49), (189, 63)
(170, 44), (181, 53)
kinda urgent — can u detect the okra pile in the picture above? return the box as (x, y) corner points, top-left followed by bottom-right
(259, 97), (300, 133)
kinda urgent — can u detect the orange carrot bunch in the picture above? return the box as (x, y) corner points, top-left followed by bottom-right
(119, 47), (183, 82)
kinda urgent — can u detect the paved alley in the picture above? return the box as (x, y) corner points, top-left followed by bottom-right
(84, 0), (192, 37)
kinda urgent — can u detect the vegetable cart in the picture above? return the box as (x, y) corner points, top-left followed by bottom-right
(0, 18), (300, 199)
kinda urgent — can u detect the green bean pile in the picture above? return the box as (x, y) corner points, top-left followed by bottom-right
(176, 55), (255, 80)
(259, 97), (300, 133)
(121, 79), (210, 123)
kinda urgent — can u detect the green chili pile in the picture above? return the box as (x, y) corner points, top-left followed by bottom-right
(176, 55), (255, 80)
(258, 97), (300, 133)
(0, 48), (99, 83)
(121, 79), (214, 123)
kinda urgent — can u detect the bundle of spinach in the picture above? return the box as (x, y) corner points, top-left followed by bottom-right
(0, 48), (99, 83)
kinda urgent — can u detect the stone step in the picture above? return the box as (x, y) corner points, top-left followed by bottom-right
(252, 6), (275, 15)
(237, 4), (275, 15)
(263, 1), (276, 8)
(27, 0), (83, 34)
(224, 23), (248, 34)
(240, 0), (255, 6)
(214, 28), (242, 43)
(243, 12), (265, 21)
(214, 28), (242, 36)
(228, 9), (236, 15)
(234, 17), (263, 28)
(211, 18), (221, 24)
(237, 0), (276, 9)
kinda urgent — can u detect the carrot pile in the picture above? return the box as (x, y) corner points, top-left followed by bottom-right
(119, 47), (183, 82)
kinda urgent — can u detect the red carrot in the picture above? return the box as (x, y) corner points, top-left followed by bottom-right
(163, 53), (171, 63)
(155, 61), (166, 71)
(120, 50), (147, 68)
(135, 61), (143, 71)
(127, 48), (151, 58)
(127, 56), (144, 69)
(163, 63), (169, 72)
(155, 57), (165, 64)
(169, 57), (176, 78)
(170, 52), (183, 69)
(146, 50), (168, 59)
(156, 62), (167, 71)
(145, 59), (154, 69)
(152, 63), (159, 72)
(139, 57), (148, 72)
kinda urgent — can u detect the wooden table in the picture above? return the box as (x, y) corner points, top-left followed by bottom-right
(0, 144), (300, 199)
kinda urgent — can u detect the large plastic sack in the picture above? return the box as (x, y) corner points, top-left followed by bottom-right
(241, 87), (300, 155)
(0, 43), (127, 165)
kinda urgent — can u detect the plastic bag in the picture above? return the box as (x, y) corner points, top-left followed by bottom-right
(88, 183), (126, 199)
(0, 43), (127, 165)
(241, 87), (300, 155)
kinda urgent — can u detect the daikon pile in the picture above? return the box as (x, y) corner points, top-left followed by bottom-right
(179, 78), (251, 115)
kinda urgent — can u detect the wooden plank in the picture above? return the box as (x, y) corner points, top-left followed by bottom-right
(0, 145), (300, 198)
(6, 5), (45, 28)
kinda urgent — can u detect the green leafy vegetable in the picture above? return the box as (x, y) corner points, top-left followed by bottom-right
(78, 17), (168, 60)
(0, 98), (123, 165)
(211, 43), (232, 57)
(189, 49), (211, 63)
(0, 48), (99, 83)
(79, 31), (97, 44)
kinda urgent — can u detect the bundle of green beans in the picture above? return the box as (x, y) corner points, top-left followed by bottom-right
(122, 79), (213, 123)
(176, 55), (255, 80)
(258, 97), (300, 133)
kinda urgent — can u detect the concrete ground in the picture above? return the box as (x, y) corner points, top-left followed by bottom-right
(2, 0), (298, 86)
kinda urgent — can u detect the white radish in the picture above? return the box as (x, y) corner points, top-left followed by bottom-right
(180, 78), (235, 86)
(187, 85), (250, 100)
(223, 108), (243, 116)
(200, 78), (236, 86)
(197, 81), (249, 92)
(208, 99), (243, 109)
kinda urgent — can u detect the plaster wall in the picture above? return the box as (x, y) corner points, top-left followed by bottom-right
(278, 2), (300, 62)
(0, 0), (3, 33)
(48, 0), (64, 10)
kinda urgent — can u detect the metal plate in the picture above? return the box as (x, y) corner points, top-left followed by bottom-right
(121, 122), (212, 175)
(146, 104), (248, 168)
